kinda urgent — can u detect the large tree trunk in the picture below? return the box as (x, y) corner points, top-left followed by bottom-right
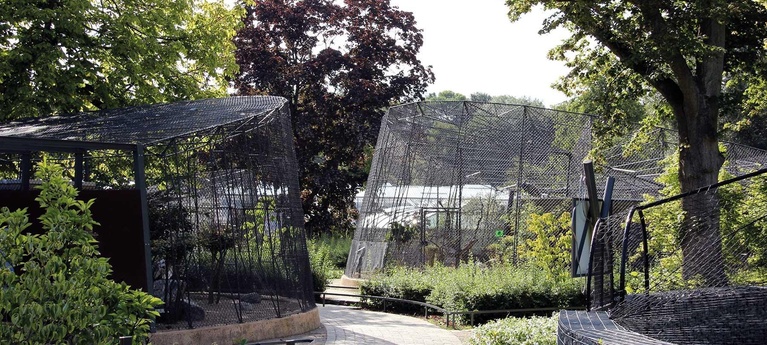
(676, 97), (727, 287)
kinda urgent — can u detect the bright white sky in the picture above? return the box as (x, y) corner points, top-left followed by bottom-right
(389, 0), (572, 107)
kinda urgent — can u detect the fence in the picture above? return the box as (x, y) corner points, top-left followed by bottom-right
(588, 167), (767, 344)
(346, 101), (674, 277)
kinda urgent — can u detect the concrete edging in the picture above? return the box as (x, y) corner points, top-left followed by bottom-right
(150, 307), (321, 345)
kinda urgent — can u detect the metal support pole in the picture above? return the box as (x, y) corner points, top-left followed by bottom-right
(21, 153), (31, 191)
(74, 151), (84, 190)
(133, 145), (153, 295)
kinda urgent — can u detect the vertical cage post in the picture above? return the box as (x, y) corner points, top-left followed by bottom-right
(21, 152), (32, 191)
(133, 145), (153, 295)
(74, 151), (84, 190)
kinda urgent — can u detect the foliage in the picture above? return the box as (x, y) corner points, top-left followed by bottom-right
(426, 91), (546, 107)
(469, 313), (558, 345)
(488, 202), (542, 264)
(490, 95), (544, 107)
(359, 265), (439, 313)
(307, 234), (351, 291)
(507, 0), (767, 286)
(312, 234), (352, 269)
(425, 90), (467, 101)
(0, 161), (162, 344)
(625, 149), (767, 292)
(386, 221), (416, 244)
(517, 212), (571, 280)
(148, 191), (195, 274)
(307, 239), (333, 292)
(234, 0), (434, 237)
(0, 0), (241, 121)
(360, 263), (584, 324)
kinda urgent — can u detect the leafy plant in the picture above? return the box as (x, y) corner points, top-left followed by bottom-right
(360, 263), (584, 324)
(517, 212), (572, 280)
(469, 313), (558, 345)
(0, 160), (162, 344)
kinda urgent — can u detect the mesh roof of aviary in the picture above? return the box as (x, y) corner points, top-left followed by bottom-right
(0, 96), (286, 146)
(345, 101), (767, 278)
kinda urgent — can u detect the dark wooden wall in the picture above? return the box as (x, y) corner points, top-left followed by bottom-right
(0, 190), (149, 292)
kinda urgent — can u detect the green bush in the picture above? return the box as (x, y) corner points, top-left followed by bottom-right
(307, 234), (351, 293)
(360, 263), (584, 323)
(360, 265), (441, 312)
(307, 238), (334, 292)
(469, 313), (558, 345)
(427, 264), (583, 324)
(0, 161), (162, 344)
(314, 234), (352, 269)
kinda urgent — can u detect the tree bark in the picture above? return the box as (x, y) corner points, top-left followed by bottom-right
(676, 96), (727, 287)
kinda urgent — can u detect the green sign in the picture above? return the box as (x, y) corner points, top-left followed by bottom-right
(495, 230), (504, 238)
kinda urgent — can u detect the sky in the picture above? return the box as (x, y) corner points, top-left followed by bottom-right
(388, 0), (572, 107)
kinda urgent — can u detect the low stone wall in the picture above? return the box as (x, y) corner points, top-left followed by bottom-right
(150, 307), (321, 345)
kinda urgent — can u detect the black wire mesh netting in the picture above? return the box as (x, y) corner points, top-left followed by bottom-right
(345, 101), (668, 278)
(0, 96), (315, 330)
(588, 166), (767, 344)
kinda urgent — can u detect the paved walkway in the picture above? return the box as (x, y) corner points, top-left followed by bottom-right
(257, 305), (467, 345)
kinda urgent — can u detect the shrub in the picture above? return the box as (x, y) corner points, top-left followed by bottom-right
(314, 233), (351, 269)
(307, 238), (334, 292)
(427, 264), (583, 324)
(469, 313), (558, 345)
(360, 265), (440, 312)
(360, 263), (584, 323)
(0, 161), (162, 344)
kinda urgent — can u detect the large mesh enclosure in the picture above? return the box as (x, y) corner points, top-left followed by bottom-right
(345, 101), (669, 278)
(0, 96), (315, 330)
(587, 156), (767, 344)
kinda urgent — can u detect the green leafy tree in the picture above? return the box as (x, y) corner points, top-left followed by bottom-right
(0, 161), (162, 344)
(470, 92), (492, 103)
(425, 90), (467, 101)
(507, 0), (767, 285)
(234, 0), (434, 236)
(0, 0), (241, 121)
(490, 94), (544, 107)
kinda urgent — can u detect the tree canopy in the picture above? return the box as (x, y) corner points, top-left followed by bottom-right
(234, 0), (433, 236)
(0, 0), (241, 121)
(426, 90), (545, 107)
(425, 90), (467, 101)
(508, 0), (767, 285)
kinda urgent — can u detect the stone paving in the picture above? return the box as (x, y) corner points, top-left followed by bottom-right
(256, 305), (466, 345)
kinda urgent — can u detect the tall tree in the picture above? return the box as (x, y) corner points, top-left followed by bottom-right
(470, 92), (492, 102)
(234, 0), (433, 236)
(507, 0), (767, 285)
(491, 94), (544, 107)
(425, 90), (467, 101)
(0, 0), (241, 121)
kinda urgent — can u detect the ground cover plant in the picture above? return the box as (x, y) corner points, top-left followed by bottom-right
(360, 262), (584, 324)
(468, 313), (558, 345)
(0, 161), (162, 344)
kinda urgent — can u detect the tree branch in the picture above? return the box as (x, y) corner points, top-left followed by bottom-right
(561, 5), (684, 110)
(630, 1), (699, 103)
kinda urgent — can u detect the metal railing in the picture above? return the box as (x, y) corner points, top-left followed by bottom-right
(315, 291), (585, 327)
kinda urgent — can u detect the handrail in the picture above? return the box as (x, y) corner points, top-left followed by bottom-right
(314, 291), (585, 327)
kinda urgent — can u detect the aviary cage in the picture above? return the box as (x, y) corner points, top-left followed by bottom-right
(0, 96), (315, 330)
(347, 101), (697, 278)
